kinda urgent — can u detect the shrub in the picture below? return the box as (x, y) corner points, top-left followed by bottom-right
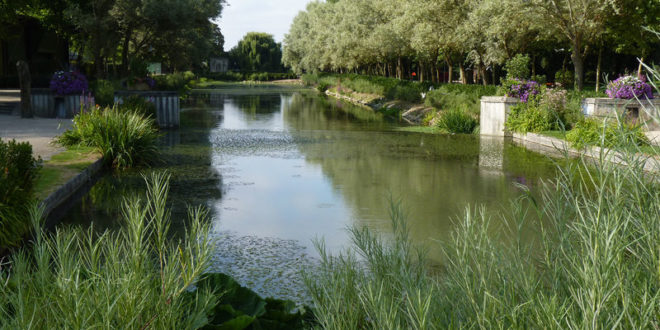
(504, 54), (530, 79)
(505, 101), (553, 133)
(387, 85), (421, 103)
(0, 139), (41, 250)
(566, 118), (649, 149)
(554, 69), (574, 88)
(437, 109), (478, 134)
(502, 78), (541, 103)
(57, 107), (159, 169)
(425, 84), (497, 116)
(154, 71), (196, 95)
(118, 95), (157, 118)
(539, 87), (583, 129)
(606, 75), (654, 99)
(49, 71), (89, 95)
(91, 79), (118, 107)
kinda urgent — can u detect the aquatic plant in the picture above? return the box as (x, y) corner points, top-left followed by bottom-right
(437, 108), (478, 134)
(57, 107), (159, 169)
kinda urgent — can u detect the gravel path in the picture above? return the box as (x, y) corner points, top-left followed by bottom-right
(0, 115), (72, 160)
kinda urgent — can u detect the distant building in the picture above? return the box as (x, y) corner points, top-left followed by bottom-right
(209, 57), (229, 73)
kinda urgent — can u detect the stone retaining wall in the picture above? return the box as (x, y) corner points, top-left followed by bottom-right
(40, 158), (105, 225)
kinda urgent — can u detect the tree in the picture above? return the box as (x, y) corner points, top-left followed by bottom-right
(230, 32), (283, 72)
(530, 0), (618, 90)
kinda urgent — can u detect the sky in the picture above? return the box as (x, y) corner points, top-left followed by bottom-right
(218, 0), (313, 52)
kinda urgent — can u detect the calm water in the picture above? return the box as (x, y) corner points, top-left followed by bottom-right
(63, 86), (561, 303)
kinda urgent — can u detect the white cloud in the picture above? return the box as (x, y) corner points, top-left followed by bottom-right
(218, 0), (312, 51)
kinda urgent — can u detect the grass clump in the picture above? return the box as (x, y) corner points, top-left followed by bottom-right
(0, 173), (217, 328)
(425, 84), (497, 116)
(57, 107), (159, 169)
(436, 109), (478, 134)
(0, 139), (41, 252)
(307, 124), (660, 328)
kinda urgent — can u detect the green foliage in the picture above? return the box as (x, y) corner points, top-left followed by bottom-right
(0, 139), (41, 251)
(204, 72), (298, 82)
(0, 173), (216, 328)
(555, 70), (574, 88)
(229, 32), (284, 72)
(119, 95), (157, 118)
(154, 72), (196, 95)
(425, 84), (498, 115)
(436, 109), (478, 134)
(91, 79), (118, 107)
(308, 138), (660, 328)
(566, 118), (649, 149)
(57, 107), (159, 169)
(197, 273), (313, 329)
(387, 85), (421, 103)
(504, 54), (531, 79)
(506, 101), (553, 133)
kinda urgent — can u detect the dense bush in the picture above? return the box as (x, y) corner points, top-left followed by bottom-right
(91, 79), (118, 107)
(425, 84), (498, 115)
(506, 101), (553, 133)
(118, 95), (157, 118)
(566, 118), (649, 149)
(555, 69), (574, 88)
(387, 85), (422, 103)
(154, 71), (196, 94)
(0, 139), (41, 250)
(504, 54), (530, 79)
(436, 109), (478, 134)
(58, 107), (159, 169)
(205, 72), (298, 82)
(303, 73), (427, 101)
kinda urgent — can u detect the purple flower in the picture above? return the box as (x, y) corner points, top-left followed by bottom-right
(506, 79), (540, 103)
(606, 75), (653, 100)
(49, 71), (89, 96)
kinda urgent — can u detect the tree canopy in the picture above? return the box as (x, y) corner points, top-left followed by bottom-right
(229, 32), (284, 72)
(283, 0), (660, 90)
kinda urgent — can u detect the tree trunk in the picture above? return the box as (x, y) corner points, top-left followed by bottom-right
(459, 62), (466, 84)
(121, 29), (132, 75)
(445, 56), (453, 83)
(480, 64), (488, 85)
(596, 47), (602, 93)
(531, 54), (536, 77)
(397, 56), (402, 79)
(637, 57), (644, 77)
(419, 61), (424, 82)
(571, 46), (585, 91)
(16, 60), (32, 118)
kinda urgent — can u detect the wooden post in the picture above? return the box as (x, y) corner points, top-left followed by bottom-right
(16, 60), (33, 118)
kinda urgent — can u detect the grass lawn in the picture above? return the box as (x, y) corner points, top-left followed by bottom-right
(34, 146), (101, 200)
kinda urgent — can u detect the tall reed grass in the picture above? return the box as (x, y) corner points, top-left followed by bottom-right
(0, 173), (217, 328)
(57, 107), (159, 169)
(307, 81), (660, 328)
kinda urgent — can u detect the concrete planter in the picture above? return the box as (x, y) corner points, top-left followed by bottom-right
(479, 96), (520, 136)
(114, 91), (180, 128)
(31, 89), (94, 118)
(582, 97), (660, 130)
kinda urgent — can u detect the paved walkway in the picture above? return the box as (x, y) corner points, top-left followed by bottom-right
(0, 114), (72, 160)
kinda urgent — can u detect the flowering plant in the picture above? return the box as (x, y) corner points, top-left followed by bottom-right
(606, 75), (653, 99)
(504, 78), (540, 103)
(49, 71), (89, 96)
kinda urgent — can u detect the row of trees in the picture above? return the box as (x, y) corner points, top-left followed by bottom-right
(0, 0), (226, 78)
(282, 0), (660, 90)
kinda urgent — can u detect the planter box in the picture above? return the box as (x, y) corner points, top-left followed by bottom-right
(31, 89), (94, 118)
(479, 96), (519, 136)
(582, 98), (660, 130)
(114, 91), (180, 128)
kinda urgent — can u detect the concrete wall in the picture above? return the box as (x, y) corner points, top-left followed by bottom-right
(479, 96), (519, 136)
(582, 98), (660, 130)
(115, 91), (180, 128)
